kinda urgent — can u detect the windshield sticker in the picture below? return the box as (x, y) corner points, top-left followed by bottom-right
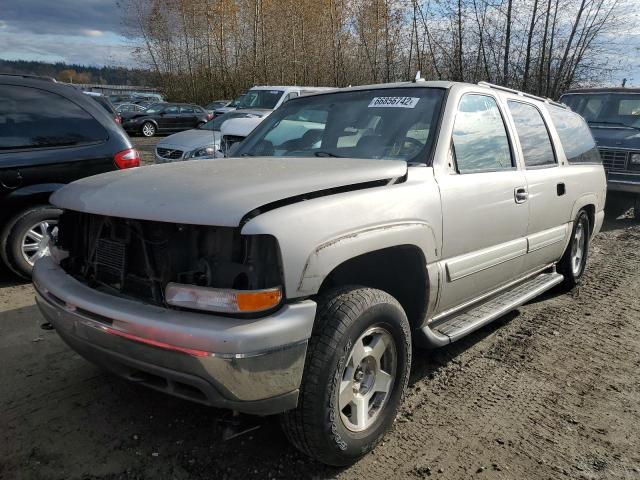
(368, 97), (420, 108)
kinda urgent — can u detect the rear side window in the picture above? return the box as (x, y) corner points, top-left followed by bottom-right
(0, 85), (108, 150)
(180, 106), (195, 114)
(548, 106), (600, 164)
(452, 94), (513, 173)
(508, 101), (556, 167)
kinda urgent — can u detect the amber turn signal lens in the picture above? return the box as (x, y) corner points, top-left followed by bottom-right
(236, 288), (282, 312)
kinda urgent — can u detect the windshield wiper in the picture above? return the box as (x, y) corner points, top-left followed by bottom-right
(314, 151), (343, 158)
(587, 120), (640, 130)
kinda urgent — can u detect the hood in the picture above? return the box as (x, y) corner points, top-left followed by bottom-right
(50, 157), (407, 227)
(591, 126), (640, 150)
(157, 129), (221, 150)
(221, 117), (264, 138)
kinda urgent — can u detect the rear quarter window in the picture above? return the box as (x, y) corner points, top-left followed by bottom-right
(548, 106), (600, 164)
(0, 85), (108, 150)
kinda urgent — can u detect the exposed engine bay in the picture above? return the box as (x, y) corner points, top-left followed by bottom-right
(55, 210), (282, 307)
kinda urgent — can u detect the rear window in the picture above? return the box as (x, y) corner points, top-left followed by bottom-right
(0, 85), (108, 150)
(548, 106), (600, 164)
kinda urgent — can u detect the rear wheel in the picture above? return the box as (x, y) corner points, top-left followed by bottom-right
(634, 197), (640, 220)
(280, 287), (411, 466)
(557, 210), (590, 290)
(141, 121), (156, 137)
(1, 206), (61, 278)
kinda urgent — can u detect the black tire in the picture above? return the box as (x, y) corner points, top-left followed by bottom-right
(280, 286), (411, 466)
(141, 121), (156, 137)
(0, 205), (61, 279)
(634, 197), (640, 221)
(557, 210), (590, 291)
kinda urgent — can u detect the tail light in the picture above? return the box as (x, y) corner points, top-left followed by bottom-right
(114, 115), (122, 124)
(207, 113), (213, 120)
(114, 148), (140, 169)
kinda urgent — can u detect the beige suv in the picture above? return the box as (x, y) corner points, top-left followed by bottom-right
(34, 80), (606, 466)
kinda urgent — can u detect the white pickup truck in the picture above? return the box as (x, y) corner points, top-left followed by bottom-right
(34, 80), (606, 466)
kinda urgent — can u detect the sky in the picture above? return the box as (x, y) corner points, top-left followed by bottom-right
(0, 0), (639, 86)
(0, 0), (135, 67)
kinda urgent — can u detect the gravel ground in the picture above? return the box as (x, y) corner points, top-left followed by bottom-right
(132, 135), (159, 166)
(0, 144), (639, 479)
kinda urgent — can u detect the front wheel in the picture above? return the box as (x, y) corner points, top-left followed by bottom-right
(141, 121), (156, 137)
(280, 287), (411, 466)
(557, 209), (590, 290)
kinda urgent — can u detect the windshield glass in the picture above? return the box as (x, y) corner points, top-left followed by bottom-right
(198, 111), (264, 131)
(144, 103), (164, 114)
(562, 93), (640, 129)
(238, 90), (284, 109)
(234, 87), (445, 163)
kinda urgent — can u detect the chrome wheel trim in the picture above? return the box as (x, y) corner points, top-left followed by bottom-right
(338, 326), (397, 432)
(571, 219), (586, 276)
(142, 123), (155, 136)
(21, 220), (57, 266)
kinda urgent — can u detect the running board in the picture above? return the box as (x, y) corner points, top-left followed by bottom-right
(417, 272), (564, 348)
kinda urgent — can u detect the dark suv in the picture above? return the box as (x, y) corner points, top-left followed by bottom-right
(560, 88), (640, 219)
(121, 103), (211, 137)
(0, 74), (139, 278)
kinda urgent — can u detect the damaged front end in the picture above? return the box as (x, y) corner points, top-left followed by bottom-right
(53, 210), (284, 314)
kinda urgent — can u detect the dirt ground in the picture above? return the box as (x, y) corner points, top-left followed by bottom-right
(1, 140), (639, 479)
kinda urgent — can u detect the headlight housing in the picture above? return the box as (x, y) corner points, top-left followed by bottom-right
(165, 283), (282, 313)
(630, 153), (640, 170)
(187, 146), (218, 159)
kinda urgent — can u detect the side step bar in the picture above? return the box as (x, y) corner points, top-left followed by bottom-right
(417, 272), (564, 348)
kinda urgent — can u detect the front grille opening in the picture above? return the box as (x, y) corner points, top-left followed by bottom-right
(156, 148), (184, 159)
(599, 149), (628, 172)
(56, 211), (282, 308)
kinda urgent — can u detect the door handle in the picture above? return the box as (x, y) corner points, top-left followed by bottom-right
(557, 183), (566, 196)
(514, 186), (529, 204)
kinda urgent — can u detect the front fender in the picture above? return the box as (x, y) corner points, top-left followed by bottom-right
(297, 221), (437, 294)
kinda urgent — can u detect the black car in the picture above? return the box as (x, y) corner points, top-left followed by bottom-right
(0, 74), (139, 278)
(121, 103), (211, 137)
(561, 88), (640, 219)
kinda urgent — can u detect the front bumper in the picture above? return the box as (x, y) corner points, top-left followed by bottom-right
(607, 172), (640, 195)
(33, 256), (317, 415)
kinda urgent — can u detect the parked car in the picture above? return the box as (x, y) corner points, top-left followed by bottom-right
(115, 102), (147, 114)
(154, 110), (270, 163)
(204, 100), (229, 115)
(215, 86), (332, 119)
(121, 103), (211, 137)
(0, 74), (139, 278)
(560, 87), (640, 219)
(34, 80), (605, 466)
(84, 92), (121, 125)
(212, 94), (245, 117)
(219, 115), (269, 154)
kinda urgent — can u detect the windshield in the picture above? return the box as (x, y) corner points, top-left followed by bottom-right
(238, 90), (284, 109)
(562, 93), (640, 129)
(198, 111), (265, 131)
(144, 103), (165, 114)
(234, 87), (445, 163)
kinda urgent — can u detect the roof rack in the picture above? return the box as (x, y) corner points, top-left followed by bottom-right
(478, 81), (567, 109)
(0, 73), (57, 82)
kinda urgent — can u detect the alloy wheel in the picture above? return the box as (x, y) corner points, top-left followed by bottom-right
(338, 326), (397, 432)
(20, 220), (57, 266)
